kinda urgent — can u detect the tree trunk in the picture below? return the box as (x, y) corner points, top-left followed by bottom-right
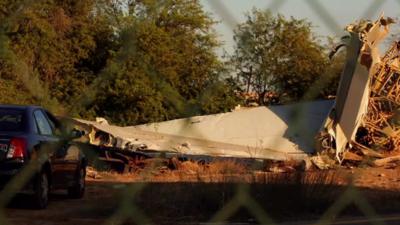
(245, 66), (253, 93)
(258, 90), (267, 106)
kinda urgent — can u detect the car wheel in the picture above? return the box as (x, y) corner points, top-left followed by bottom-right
(33, 171), (49, 209)
(68, 165), (85, 199)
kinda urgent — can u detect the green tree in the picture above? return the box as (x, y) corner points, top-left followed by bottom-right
(0, 0), (57, 109)
(231, 9), (329, 105)
(86, 0), (239, 125)
(0, 0), (112, 111)
(0, 0), (240, 124)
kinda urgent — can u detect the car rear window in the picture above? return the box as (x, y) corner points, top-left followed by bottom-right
(0, 109), (26, 132)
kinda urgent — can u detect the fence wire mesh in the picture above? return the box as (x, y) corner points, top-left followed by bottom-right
(0, 0), (399, 225)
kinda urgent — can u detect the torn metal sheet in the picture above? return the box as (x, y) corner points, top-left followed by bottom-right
(322, 15), (393, 162)
(71, 118), (151, 151)
(72, 100), (333, 161)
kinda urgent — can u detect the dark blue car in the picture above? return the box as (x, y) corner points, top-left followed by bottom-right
(0, 105), (87, 208)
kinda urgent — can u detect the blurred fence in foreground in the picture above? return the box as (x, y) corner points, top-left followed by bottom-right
(0, 0), (400, 225)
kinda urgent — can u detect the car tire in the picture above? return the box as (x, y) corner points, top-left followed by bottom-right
(33, 171), (49, 209)
(68, 165), (85, 199)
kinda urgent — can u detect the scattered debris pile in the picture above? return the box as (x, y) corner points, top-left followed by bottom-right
(359, 42), (400, 156)
(316, 15), (400, 168)
(69, 100), (332, 173)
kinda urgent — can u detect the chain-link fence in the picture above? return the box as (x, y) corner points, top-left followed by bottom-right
(0, 0), (400, 225)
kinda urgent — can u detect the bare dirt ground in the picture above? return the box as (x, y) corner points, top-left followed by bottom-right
(6, 181), (116, 225)
(4, 166), (400, 225)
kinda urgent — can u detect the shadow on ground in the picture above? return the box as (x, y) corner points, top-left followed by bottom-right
(4, 176), (400, 225)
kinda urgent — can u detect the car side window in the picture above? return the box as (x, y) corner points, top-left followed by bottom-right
(44, 111), (63, 136)
(33, 110), (53, 136)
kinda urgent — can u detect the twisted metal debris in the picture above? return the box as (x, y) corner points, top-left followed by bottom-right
(359, 42), (400, 154)
(318, 14), (400, 166)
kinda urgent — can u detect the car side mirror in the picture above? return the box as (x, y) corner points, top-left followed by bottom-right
(71, 129), (85, 139)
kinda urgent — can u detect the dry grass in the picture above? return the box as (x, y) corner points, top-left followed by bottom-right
(179, 160), (204, 173)
(205, 160), (247, 174)
(157, 160), (249, 183)
(88, 159), (349, 187)
(130, 170), (359, 224)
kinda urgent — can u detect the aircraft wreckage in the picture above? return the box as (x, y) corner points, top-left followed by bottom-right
(71, 15), (400, 171)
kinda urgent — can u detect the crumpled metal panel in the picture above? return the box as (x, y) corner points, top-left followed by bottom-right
(72, 100), (333, 160)
(323, 15), (393, 162)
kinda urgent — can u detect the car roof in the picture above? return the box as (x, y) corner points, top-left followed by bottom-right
(0, 104), (43, 111)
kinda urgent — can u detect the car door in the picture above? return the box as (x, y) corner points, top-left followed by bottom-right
(32, 110), (66, 187)
(43, 111), (79, 188)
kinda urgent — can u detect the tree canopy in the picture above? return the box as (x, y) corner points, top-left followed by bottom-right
(0, 0), (240, 125)
(231, 9), (339, 105)
(0, 2), (341, 125)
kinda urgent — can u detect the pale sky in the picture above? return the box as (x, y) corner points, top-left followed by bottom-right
(200, 0), (400, 53)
